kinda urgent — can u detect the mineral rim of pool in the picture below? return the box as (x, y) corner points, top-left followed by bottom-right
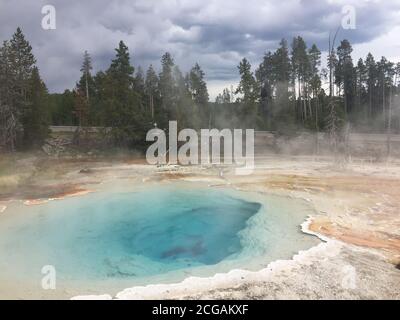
(0, 183), (320, 298)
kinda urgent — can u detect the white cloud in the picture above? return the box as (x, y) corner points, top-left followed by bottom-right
(0, 0), (399, 99)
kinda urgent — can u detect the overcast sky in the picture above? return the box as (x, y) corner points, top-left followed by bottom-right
(1, 0), (399, 99)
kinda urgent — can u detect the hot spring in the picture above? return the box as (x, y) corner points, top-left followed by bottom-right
(0, 183), (319, 298)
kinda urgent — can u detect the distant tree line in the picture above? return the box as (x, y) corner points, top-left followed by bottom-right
(1, 28), (400, 152)
(215, 37), (400, 137)
(49, 42), (210, 149)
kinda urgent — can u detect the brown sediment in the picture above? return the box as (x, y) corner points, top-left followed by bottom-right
(159, 172), (190, 180)
(256, 174), (400, 195)
(23, 188), (94, 206)
(221, 169), (400, 262)
(0, 184), (94, 202)
(308, 220), (400, 255)
(249, 173), (400, 258)
(52, 188), (94, 198)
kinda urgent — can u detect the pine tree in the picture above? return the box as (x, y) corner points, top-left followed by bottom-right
(377, 57), (394, 129)
(256, 51), (274, 126)
(188, 63), (209, 128)
(79, 50), (93, 101)
(109, 41), (135, 91)
(75, 51), (95, 126)
(173, 65), (193, 129)
(355, 58), (367, 121)
(0, 28), (37, 150)
(291, 36), (310, 122)
(215, 88), (232, 104)
(336, 39), (354, 118)
(10, 28), (36, 121)
(10, 28), (36, 87)
(272, 39), (291, 98)
(49, 90), (76, 126)
(23, 67), (49, 147)
(274, 39), (293, 127)
(236, 58), (258, 127)
(103, 41), (146, 147)
(308, 44), (322, 131)
(365, 53), (377, 119)
(134, 66), (146, 116)
(159, 52), (175, 111)
(135, 66), (145, 93)
(145, 65), (159, 120)
(0, 41), (18, 150)
(73, 88), (88, 127)
(188, 63), (209, 105)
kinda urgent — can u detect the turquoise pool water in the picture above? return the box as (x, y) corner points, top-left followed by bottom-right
(0, 183), (319, 298)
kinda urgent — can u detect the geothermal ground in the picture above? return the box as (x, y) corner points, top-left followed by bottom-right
(1, 154), (400, 299)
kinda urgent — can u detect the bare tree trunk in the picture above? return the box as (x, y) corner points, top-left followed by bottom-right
(150, 94), (154, 120)
(292, 81), (296, 122)
(85, 74), (89, 102)
(303, 81), (307, 121)
(0, 106), (18, 152)
(369, 83), (372, 119)
(382, 73), (386, 130)
(329, 33), (332, 97)
(328, 27), (340, 98)
(387, 84), (392, 159)
(8, 111), (17, 152)
(298, 76), (303, 123)
(307, 85), (312, 118)
(315, 93), (320, 155)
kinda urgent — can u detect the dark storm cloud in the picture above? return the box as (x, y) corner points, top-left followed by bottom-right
(0, 0), (399, 95)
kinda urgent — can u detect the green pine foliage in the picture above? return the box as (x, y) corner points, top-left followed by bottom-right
(0, 28), (48, 151)
(2, 26), (400, 153)
(23, 67), (49, 148)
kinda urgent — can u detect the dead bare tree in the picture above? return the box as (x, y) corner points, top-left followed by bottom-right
(387, 79), (393, 160)
(326, 98), (348, 166)
(328, 27), (340, 98)
(326, 99), (340, 153)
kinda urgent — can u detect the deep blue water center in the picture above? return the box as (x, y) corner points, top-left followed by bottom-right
(0, 186), (261, 281)
(124, 199), (260, 265)
(96, 188), (261, 277)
